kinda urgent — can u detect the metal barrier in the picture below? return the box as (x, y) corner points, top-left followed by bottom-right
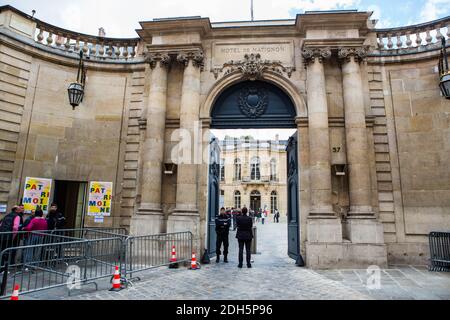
(124, 232), (193, 280)
(0, 236), (123, 298)
(0, 229), (193, 298)
(429, 231), (450, 272)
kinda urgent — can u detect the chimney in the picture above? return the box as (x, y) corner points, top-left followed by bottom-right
(98, 27), (106, 37)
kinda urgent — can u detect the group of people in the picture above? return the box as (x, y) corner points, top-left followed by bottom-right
(0, 203), (66, 272)
(215, 207), (254, 268)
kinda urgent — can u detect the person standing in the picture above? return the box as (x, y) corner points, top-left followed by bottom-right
(0, 204), (24, 272)
(46, 203), (66, 231)
(23, 209), (48, 266)
(215, 207), (231, 263)
(236, 207), (253, 268)
(275, 209), (280, 223)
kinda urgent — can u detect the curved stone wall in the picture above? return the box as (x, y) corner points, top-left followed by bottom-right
(0, 4), (449, 267)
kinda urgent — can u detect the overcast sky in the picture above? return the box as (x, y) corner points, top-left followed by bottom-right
(3, 0), (450, 37)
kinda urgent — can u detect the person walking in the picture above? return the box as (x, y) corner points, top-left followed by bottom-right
(23, 209), (48, 267)
(261, 209), (266, 225)
(232, 209), (238, 231)
(215, 207), (231, 263)
(275, 209), (280, 223)
(236, 207), (253, 268)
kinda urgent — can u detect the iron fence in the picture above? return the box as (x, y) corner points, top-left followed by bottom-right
(0, 229), (193, 298)
(124, 232), (193, 280)
(429, 231), (450, 272)
(0, 237), (123, 298)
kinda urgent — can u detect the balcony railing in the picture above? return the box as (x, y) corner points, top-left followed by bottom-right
(375, 16), (449, 53)
(34, 20), (140, 61)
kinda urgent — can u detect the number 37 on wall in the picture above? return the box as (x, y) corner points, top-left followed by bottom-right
(332, 147), (341, 153)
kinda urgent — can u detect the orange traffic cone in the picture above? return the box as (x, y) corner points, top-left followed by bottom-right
(109, 266), (122, 292)
(169, 245), (179, 269)
(10, 284), (19, 300)
(190, 252), (199, 270)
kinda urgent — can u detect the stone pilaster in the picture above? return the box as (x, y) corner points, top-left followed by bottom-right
(302, 47), (342, 247)
(131, 53), (170, 236)
(168, 50), (204, 250)
(338, 47), (385, 245)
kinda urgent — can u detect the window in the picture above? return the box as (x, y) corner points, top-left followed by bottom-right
(220, 158), (225, 182)
(270, 159), (277, 181)
(271, 191), (278, 213)
(234, 191), (241, 209)
(234, 159), (242, 181)
(250, 157), (261, 180)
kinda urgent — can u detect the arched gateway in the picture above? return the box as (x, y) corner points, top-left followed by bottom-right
(205, 79), (305, 266)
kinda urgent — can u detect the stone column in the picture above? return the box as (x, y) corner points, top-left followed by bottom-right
(131, 53), (170, 235)
(302, 48), (334, 217)
(338, 47), (384, 245)
(338, 48), (374, 217)
(302, 48), (342, 252)
(168, 50), (204, 249)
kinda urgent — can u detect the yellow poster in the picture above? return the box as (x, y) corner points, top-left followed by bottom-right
(23, 177), (52, 214)
(88, 182), (113, 216)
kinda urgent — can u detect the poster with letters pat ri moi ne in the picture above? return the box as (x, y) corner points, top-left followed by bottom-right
(22, 177), (52, 214)
(88, 182), (113, 216)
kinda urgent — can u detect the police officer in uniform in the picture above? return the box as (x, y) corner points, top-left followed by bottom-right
(215, 207), (231, 263)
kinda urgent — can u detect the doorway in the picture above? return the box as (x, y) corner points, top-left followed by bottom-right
(52, 181), (87, 229)
(250, 190), (261, 212)
(206, 78), (304, 264)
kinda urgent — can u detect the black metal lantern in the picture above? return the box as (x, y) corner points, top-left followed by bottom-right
(68, 50), (86, 109)
(439, 37), (450, 99)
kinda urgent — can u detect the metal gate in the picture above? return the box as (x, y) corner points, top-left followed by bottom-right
(203, 137), (221, 263)
(286, 133), (305, 266)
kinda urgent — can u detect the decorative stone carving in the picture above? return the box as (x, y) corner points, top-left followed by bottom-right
(146, 53), (171, 69)
(214, 53), (294, 80)
(238, 85), (268, 118)
(338, 47), (367, 63)
(301, 48), (332, 66)
(177, 51), (205, 70)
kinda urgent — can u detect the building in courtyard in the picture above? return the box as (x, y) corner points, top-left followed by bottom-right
(218, 136), (288, 218)
(0, 5), (449, 268)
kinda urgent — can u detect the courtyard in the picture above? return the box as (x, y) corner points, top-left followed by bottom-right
(18, 220), (450, 300)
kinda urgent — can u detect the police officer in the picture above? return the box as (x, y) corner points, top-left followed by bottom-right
(215, 207), (231, 263)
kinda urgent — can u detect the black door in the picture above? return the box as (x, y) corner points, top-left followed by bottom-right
(203, 137), (221, 263)
(286, 133), (305, 266)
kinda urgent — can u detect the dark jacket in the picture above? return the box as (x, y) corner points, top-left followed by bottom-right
(0, 212), (23, 232)
(215, 214), (231, 234)
(236, 215), (253, 241)
(46, 211), (66, 230)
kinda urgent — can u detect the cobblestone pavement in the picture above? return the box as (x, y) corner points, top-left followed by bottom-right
(20, 220), (450, 300)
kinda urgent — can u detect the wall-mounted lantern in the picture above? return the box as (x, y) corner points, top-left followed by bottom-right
(439, 37), (450, 99)
(67, 50), (87, 110)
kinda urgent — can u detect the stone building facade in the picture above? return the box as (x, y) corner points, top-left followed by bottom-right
(218, 137), (288, 217)
(0, 5), (449, 268)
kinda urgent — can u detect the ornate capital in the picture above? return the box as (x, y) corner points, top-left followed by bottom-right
(301, 47), (332, 66)
(177, 51), (205, 70)
(146, 53), (171, 69)
(338, 47), (367, 63)
(215, 53), (295, 80)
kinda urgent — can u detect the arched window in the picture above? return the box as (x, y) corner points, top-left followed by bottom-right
(234, 191), (241, 209)
(271, 191), (278, 213)
(220, 158), (225, 182)
(234, 159), (242, 181)
(270, 159), (277, 181)
(251, 157), (261, 180)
